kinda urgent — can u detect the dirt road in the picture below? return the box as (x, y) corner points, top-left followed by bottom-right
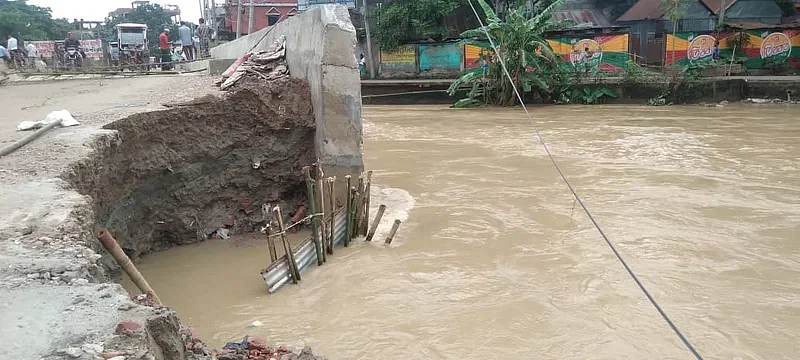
(0, 74), (218, 360)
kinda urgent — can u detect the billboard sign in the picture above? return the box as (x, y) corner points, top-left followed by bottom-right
(297, 0), (356, 11)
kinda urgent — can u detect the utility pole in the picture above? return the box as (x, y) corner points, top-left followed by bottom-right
(248, 0), (255, 34)
(718, 0), (727, 27)
(236, 0), (242, 38)
(362, 0), (376, 79)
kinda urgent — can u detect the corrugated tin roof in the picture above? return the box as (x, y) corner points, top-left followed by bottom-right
(616, 0), (664, 21)
(699, 0), (738, 14)
(553, 9), (612, 27)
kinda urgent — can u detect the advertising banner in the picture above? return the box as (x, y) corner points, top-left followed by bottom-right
(547, 34), (629, 72)
(380, 45), (415, 70)
(28, 40), (55, 58)
(80, 39), (103, 59)
(666, 30), (800, 68)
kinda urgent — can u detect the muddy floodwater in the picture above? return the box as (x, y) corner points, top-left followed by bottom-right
(125, 105), (799, 360)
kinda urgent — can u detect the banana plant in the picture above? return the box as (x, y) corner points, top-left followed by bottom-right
(448, 0), (569, 107)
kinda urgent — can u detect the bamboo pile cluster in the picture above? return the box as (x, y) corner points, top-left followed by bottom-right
(261, 163), (405, 290)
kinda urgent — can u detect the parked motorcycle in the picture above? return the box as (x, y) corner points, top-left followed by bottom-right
(64, 46), (83, 69)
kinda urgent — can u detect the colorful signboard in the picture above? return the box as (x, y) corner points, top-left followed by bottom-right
(297, 0), (355, 11)
(419, 43), (462, 73)
(548, 34), (629, 72)
(463, 43), (491, 70)
(28, 41), (55, 58)
(380, 45), (415, 70)
(80, 39), (103, 59)
(666, 30), (800, 68)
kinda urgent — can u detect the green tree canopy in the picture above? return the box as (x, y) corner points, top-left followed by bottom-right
(374, 0), (464, 50)
(0, 0), (72, 43)
(106, 3), (178, 53)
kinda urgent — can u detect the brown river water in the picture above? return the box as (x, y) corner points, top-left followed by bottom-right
(124, 105), (799, 360)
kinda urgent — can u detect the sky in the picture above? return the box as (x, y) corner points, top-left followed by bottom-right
(28, 0), (203, 23)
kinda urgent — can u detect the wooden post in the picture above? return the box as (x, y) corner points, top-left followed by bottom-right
(303, 166), (324, 265)
(365, 204), (386, 242)
(97, 229), (163, 305)
(349, 186), (358, 241)
(345, 184), (353, 247)
(352, 175), (364, 238)
(361, 171), (373, 236)
(327, 177), (336, 254)
(345, 175), (352, 245)
(385, 220), (402, 245)
(315, 162), (327, 253)
(274, 206), (300, 283)
(266, 222), (277, 263)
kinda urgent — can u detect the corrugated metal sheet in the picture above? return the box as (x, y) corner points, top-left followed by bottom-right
(699, 0), (738, 14)
(261, 208), (350, 294)
(554, 9), (612, 28)
(617, 0), (665, 22)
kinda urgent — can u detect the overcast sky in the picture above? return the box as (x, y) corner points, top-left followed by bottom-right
(28, 0), (203, 23)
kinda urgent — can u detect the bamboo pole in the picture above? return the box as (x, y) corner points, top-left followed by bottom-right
(97, 229), (162, 305)
(274, 206), (300, 283)
(303, 166), (324, 265)
(327, 177), (336, 255)
(345, 184), (353, 247)
(345, 175), (352, 245)
(0, 118), (63, 158)
(361, 171), (373, 236)
(315, 162), (327, 254)
(365, 204), (386, 242)
(352, 175), (365, 238)
(349, 186), (358, 242)
(385, 220), (402, 245)
(266, 221), (277, 263)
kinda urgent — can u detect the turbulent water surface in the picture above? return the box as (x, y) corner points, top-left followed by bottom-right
(126, 105), (800, 360)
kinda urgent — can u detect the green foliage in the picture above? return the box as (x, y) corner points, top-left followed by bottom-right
(0, 0), (73, 42)
(448, 0), (568, 106)
(682, 62), (709, 80)
(374, 0), (462, 50)
(106, 3), (178, 53)
(647, 91), (671, 106)
(621, 59), (646, 84)
(568, 87), (617, 104)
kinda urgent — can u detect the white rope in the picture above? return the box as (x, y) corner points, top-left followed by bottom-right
(464, 1), (704, 359)
(260, 213), (324, 236)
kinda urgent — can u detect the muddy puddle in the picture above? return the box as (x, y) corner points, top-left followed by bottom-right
(125, 104), (799, 360)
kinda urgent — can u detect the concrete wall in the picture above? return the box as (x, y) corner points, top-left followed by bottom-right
(211, 4), (364, 194)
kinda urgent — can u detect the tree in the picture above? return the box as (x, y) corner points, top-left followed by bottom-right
(106, 4), (177, 53)
(662, 0), (691, 66)
(374, 0), (463, 50)
(447, 0), (567, 106)
(0, 0), (73, 42)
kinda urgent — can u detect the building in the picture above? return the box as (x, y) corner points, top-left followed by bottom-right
(225, 0), (299, 36)
(617, 0), (783, 64)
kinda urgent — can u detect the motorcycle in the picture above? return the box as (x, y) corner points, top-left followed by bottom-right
(64, 47), (83, 69)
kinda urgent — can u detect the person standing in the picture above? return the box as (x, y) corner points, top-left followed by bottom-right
(6, 34), (19, 59)
(178, 22), (194, 61)
(26, 41), (38, 67)
(195, 18), (212, 58)
(159, 28), (172, 70)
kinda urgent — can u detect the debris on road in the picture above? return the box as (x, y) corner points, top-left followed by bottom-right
(218, 37), (288, 90)
(17, 109), (80, 131)
(217, 336), (324, 360)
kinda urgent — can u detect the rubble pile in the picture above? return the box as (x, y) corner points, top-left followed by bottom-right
(218, 37), (289, 91)
(217, 336), (324, 360)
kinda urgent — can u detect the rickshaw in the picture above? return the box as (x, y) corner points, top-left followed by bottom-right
(115, 23), (150, 70)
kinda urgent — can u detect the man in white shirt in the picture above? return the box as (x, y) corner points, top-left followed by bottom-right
(6, 35), (18, 51)
(26, 42), (38, 60)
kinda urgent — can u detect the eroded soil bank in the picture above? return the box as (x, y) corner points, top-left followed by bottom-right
(64, 76), (316, 262)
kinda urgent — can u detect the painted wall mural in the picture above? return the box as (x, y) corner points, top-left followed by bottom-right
(547, 34), (629, 72)
(665, 30), (800, 68)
